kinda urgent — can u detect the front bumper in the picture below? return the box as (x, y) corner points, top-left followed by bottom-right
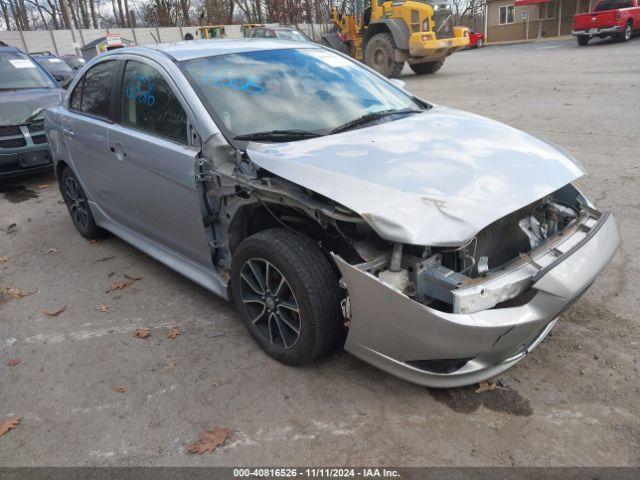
(572, 26), (621, 36)
(408, 28), (469, 59)
(333, 211), (619, 388)
(0, 145), (53, 178)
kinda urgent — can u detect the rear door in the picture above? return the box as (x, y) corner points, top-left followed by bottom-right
(62, 59), (119, 217)
(107, 57), (213, 267)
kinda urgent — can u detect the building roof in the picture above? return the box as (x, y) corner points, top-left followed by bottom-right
(81, 36), (133, 52)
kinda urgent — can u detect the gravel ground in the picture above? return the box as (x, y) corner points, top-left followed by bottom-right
(1, 37), (639, 467)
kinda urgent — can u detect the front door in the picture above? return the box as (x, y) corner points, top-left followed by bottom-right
(107, 58), (213, 267)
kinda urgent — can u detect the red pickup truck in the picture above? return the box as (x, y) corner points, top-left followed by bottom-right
(572, 0), (640, 45)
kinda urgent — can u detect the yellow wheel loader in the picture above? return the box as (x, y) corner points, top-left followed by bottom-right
(322, 1), (469, 78)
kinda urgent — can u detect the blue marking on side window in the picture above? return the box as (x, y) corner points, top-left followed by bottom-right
(125, 74), (156, 106)
(202, 71), (264, 95)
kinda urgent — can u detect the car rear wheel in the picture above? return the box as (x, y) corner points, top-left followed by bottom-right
(364, 32), (404, 78)
(231, 228), (344, 365)
(577, 35), (590, 46)
(409, 60), (445, 75)
(59, 166), (104, 239)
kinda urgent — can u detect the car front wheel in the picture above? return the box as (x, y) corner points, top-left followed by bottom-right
(577, 35), (590, 46)
(231, 228), (344, 365)
(476, 38), (484, 48)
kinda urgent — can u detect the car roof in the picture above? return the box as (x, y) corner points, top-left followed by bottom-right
(0, 45), (22, 54)
(110, 39), (319, 62)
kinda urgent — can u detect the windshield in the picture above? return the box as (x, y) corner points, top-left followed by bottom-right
(0, 52), (57, 90)
(275, 30), (308, 41)
(182, 48), (421, 142)
(594, 0), (632, 9)
(36, 56), (74, 72)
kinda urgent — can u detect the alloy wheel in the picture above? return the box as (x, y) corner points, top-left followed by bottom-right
(64, 176), (90, 231)
(239, 258), (301, 349)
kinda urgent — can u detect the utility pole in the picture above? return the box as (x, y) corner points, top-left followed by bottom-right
(59, 0), (80, 55)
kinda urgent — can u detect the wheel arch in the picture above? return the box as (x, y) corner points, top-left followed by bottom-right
(364, 19), (410, 51)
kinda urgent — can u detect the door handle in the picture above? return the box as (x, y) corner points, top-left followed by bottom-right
(62, 129), (74, 138)
(110, 143), (127, 161)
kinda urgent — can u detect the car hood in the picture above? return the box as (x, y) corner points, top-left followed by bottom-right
(0, 88), (64, 126)
(247, 106), (585, 246)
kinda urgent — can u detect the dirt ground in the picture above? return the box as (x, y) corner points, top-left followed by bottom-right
(1, 37), (639, 467)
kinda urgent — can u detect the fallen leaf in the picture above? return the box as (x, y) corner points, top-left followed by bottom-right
(167, 360), (177, 369)
(95, 304), (110, 313)
(6, 359), (21, 367)
(45, 248), (60, 254)
(4, 223), (17, 234)
(0, 287), (35, 300)
(106, 275), (141, 293)
(0, 256), (8, 264)
(94, 256), (116, 263)
(0, 417), (21, 437)
(112, 386), (127, 393)
(37, 184), (49, 189)
(133, 328), (150, 339)
(43, 305), (67, 317)
(89, 239), (99, 245)
(475, 381), (497, 393)
(167, 327), (181, 339)
(187, 426), (233, 454)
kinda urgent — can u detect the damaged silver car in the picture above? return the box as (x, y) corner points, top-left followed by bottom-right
(45, 40), (619, 387)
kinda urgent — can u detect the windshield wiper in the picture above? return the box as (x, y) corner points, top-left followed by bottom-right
(234, 130), (322, 142)
(329, 109), (422, 135)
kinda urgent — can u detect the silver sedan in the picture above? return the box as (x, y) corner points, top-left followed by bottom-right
(45, 39), (619, 387)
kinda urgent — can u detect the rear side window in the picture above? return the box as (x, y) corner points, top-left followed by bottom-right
(120, 60), (187, 144)
(70, 60), (114, 118)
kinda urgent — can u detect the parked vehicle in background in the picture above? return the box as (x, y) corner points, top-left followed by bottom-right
(46, 40), (619, 388)
(241, 24), (265, 37)
(62, 55), (86, 70)
(468, 30), (486, 48)
(196, 25), (227, 39)
(322, 3), (469, 78)
(247, 26), (312, 42)
(572, 0), (640, 45)
(0, 45), (63, 177)
(32, 52), (77, 87)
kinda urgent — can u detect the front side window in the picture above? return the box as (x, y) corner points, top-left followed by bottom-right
(182, 48), (421, 143)
(499, 5), (515, 24)
(71, 60), (115, 118)
(121, 60), (187, 144)
(0, 52), (57, 90)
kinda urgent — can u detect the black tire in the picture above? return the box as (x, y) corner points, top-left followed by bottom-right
(59, 166), (104, 239)
(577, 35), (590, 46)
(618, 21), (632, 42)
(364, 32), (404, 78)
(409, 60), (445, 75)
(476, 38), (484, 48)
(231, 228), (343, 365)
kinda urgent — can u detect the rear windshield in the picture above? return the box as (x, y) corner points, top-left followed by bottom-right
(594, 0), (633, 11)
(37, 56), (74, 72)
(0, 52), (57, 90)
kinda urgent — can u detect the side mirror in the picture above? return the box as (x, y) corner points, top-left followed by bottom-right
(389, 78), (406, 89)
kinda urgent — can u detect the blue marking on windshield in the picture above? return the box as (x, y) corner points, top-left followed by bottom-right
(125, 74), (156, 106)
(202, 71), (265, 95)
